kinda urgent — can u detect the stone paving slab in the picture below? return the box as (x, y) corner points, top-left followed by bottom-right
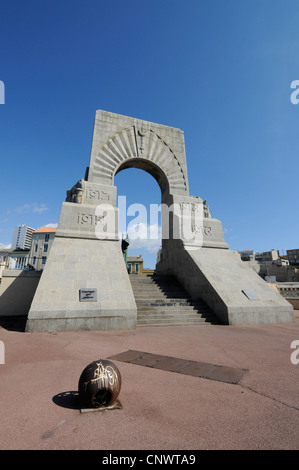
(109, 350), (248, 384)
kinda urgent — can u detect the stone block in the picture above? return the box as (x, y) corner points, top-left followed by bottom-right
(157, 242), (295, 325)
(26, 237), (137, 332)
(55, 202), (119, 241)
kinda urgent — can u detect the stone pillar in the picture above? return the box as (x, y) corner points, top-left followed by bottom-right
(156, 193), (294, 325)
(26, 179), (137, 332)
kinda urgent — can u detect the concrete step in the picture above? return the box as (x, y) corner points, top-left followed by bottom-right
(133, 293), (189, 299)
(136, 304), (211, 313)
(137, 314), (217, 326)
(137, 312), (217, 322)
(129, 273), (220, 327)
(136, 299), (194, 307)
(137, 321), (217, 327)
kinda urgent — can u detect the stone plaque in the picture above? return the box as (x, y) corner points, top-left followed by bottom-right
(242, 289), (259, 301)
(79, 288), (98, 302)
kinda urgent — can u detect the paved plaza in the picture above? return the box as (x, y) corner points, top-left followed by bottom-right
(0, 310), (298, 450)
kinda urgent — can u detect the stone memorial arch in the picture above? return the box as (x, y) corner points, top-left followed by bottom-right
(26, 110), (294, 331)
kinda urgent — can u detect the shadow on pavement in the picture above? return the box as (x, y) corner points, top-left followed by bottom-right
(52, 391), (81, 410)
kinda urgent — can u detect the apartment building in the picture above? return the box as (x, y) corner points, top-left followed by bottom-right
(11, 224), (35, 250)
(29, 227), (56, 270)
(255, 249), (280, 262)
(287, 249), (299, 265)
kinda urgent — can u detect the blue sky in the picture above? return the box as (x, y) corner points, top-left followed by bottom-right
(0, 0), (298, 268)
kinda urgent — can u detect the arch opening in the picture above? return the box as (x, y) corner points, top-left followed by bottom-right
(89, 125), (188, 196)
(114, 157), (170, 200)
(115, 166), (162, 270)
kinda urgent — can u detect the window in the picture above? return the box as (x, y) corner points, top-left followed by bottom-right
(45, 234), (49, 242)
(42, 257), (47, 265)
(35, 244), (38, 252)
(43, 244), (48, 252)
(135, 263), (139, 274)
(127, 263), (132, 274)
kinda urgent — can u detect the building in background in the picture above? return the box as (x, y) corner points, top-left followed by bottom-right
(127, 255), (155, 275)
(238, 250), (255, 261)
(287, 249), (299, 265)
(29, 227), (56, 270)
(255, 249), (280, 262)
(238, 249), (281, 263)
(0, 248), (11, 277)
(8, 249), (30, 269)
(0, 249), (11, 266)
(11, 224), (35, 250)
(237, 248), (297, 282)
(1, 246), (31, 271)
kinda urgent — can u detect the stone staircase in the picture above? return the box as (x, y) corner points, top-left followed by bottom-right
(129, 274), (221, 327)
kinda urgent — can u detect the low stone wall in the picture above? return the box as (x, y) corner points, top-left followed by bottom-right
(0, 270), (41, 316)
(277, 283), (299, 310)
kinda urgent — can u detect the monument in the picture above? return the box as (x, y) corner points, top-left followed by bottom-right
(26, 110), (294, 331)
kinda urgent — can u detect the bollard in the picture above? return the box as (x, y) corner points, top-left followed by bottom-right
(78, 359), (121, 409)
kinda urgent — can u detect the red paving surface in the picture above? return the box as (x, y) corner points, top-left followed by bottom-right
(0, 311), (298, 450)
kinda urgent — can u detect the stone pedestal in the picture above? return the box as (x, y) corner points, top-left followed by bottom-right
(26, 179), (137, 332)
(157, 193), (294, 325)
(156, 238), (294, 325)
(26, 238), (136, 332)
